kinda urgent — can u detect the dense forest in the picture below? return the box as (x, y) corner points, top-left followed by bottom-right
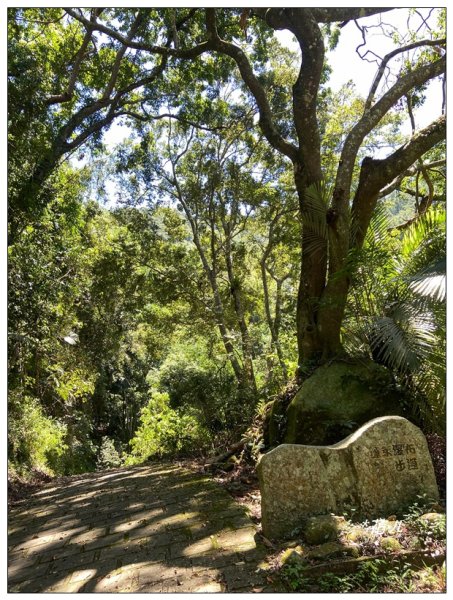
(8, 7), (445, 484)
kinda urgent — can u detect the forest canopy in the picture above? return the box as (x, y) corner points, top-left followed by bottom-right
(8, 7), (445, 479)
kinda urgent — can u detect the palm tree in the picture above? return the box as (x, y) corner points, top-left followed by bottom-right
(343, 207), (445, 433)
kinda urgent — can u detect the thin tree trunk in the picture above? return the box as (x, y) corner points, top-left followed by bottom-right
(195, 232), (245, 385)
(222, 219), (257, 392)
(261, 257), (288, 381)
(171, 172), (245, 384)
(273, 277), (289, 380)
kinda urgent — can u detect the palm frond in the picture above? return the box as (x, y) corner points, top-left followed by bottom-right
(300, 180), (330, 241)
(400, 208), (445, 266)
(364, 203), (390, 245)
(343, 204), (445, 431)
(367, 316), (420, 374)
(407, 258), (446, 302)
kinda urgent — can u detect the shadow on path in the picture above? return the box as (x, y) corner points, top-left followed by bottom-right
(8, 463), (275, 592)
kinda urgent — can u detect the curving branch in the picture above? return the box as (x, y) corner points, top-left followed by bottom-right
(252, 7), (393, 27)
(46, 27), (93, 105)
(351, 115), (446, 248)
(332, 55), (445, 215)
(13, 13), (171, 221)
(204, 9), (298, 163)
(378, 159), (445, 199)
(65, 8), (212, 60)
(101, 13), (145, 101)
(45, 9), (107, 105)
(317, 115), (445, 355)
(311, 7), (394, 23)
(364, 38), (446, 112)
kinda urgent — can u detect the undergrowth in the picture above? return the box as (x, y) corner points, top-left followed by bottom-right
(282, 559), (445, 593)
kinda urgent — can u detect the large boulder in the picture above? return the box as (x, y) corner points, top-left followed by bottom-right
(284, 360), (404, 445)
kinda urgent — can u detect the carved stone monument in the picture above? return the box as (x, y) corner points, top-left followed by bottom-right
(257, 416), (439, 539)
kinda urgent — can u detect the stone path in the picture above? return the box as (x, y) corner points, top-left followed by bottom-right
(8, 463), (273, 593)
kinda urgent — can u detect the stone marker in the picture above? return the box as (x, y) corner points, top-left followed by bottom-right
(257, 416), (439, 539)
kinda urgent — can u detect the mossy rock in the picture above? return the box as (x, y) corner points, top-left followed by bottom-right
(304, 515), (347, 545)
(281, 546), (305, 566)
(284, 360), (404, 445)
(416, 513), (446, 539)
(306, 541), (360, 560)
(344, 525), (372, 544)
(380, 536), (402, 552)
(417, 512), (446, 526)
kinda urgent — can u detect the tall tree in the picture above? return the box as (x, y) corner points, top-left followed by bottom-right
(10, 7), (446, 370)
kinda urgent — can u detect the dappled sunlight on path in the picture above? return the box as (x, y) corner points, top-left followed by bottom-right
(8, 463), (272, 592)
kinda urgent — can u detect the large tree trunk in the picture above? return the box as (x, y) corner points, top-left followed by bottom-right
(294, 169), (329, 366)
(295, 115), (446, 369)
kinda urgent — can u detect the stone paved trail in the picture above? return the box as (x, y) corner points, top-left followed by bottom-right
(8, 463), (274, 593)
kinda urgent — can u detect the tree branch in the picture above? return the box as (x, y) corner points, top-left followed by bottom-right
(65, 8), (213, 59)
(333, 55), (445, 214)
(46, 27), (93, 105)
(119, 110), (228, 132)
(205, 9), (299, 163)
(312, 7), (395, 23)
(102, 12), (145, 101)
(351, 115), (446, 248)
(364, 38), (446, 112)
(253, 7), (393, 27)
(378, 159), (445, 198)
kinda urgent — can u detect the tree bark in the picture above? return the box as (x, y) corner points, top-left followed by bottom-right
(294, 171), (328, 363)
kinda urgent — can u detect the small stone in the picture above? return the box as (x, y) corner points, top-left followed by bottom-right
(417, 512), (446, 526)
(409, 536), (423, 550)
(416, 513), (446, 538)
(304, 515), (346, 545)
(256, 560), (270, 571)
(380, 536), (402, 552)
(344, 525), (371, 544)
(280, 547), (305, 566)
(282, 540), (298, 548)
(306, 541), (359, 560)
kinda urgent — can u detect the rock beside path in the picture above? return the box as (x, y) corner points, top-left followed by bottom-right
(258, 416), (439, 539)
(284, 360), (403, 445)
